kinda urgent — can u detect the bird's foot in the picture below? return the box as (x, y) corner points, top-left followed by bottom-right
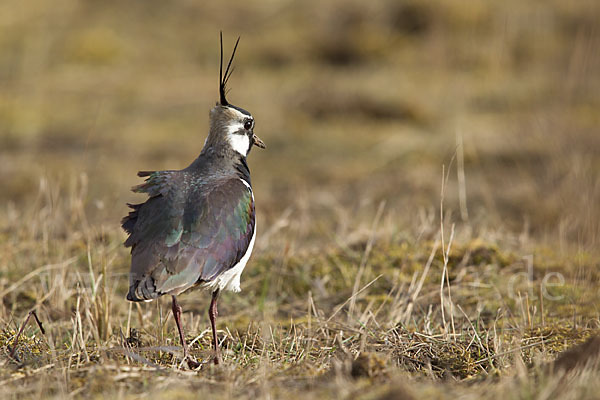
(186, 356), (201, 369)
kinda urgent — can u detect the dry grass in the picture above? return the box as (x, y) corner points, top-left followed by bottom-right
(1, 174), (599, 399)
(1, 0), (599, 398)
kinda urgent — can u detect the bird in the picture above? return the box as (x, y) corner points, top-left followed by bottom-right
(121, 33), (265, 367)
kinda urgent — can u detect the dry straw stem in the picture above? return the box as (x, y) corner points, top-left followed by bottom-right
(1, 0), (600, 398)
(348, 200), (386, 322)
(439, 162), (457, 340)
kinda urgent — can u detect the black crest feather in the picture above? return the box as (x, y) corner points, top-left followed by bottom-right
(220, 32), (240, 106)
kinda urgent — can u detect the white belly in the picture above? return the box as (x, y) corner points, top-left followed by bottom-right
(202, 224), (256, 293)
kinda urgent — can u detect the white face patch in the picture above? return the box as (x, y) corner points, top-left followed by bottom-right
(223, 107), (254, 156)
(226, 122), (250, 156)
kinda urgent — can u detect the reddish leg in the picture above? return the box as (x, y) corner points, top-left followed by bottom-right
(9, 310), (45, 361)
(209, 289), (221, 365)
(171, 295), (200, 369)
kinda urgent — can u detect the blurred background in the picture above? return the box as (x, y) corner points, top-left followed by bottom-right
(1, 2), (599, 397)
(0, 0), (598, 253)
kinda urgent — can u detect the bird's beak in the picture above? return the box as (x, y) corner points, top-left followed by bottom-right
(252, 134), (266, 149)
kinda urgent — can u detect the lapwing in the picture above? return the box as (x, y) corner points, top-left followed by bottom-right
(121, 34), (265, 367)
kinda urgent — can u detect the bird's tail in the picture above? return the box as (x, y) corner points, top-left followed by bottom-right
(126, 278), (159, 302)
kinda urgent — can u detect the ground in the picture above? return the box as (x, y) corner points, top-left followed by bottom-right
(1, 0), (599, 399)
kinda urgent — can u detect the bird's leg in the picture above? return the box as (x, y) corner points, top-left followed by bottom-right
(171, 295), (200, 369)
(9, 310), (45, 361)
(208, 289), (221, 365)
(171, 295), (188, 355)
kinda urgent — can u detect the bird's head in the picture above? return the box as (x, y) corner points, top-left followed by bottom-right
(206, 34), (265, 158)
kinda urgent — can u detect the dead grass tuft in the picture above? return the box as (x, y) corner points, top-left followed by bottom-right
(1, 0), (599, 398)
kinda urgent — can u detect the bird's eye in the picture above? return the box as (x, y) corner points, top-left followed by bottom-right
(244, 119), (253, 130)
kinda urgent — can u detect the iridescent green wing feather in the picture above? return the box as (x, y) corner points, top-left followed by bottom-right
(123, 174), (255, 300)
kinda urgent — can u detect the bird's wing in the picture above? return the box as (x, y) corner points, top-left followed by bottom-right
(180, 178), (255, 283)
(122, 170), (187, 300)
(122, 170), (185, 248)
(123, 172), (255, 301)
